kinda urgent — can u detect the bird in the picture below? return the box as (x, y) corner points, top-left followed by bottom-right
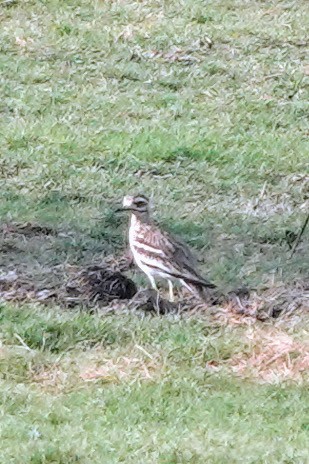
(119, 194), (216, 302)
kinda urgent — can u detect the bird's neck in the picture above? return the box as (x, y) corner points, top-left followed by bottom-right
(130, 211), (150, 227)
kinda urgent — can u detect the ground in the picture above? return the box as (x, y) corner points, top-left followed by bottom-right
(0, 0), (308, 463)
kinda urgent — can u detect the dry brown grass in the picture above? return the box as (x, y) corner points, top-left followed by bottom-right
(30, 363), (71, 393)
(230, 326), (309, 384)
(27, 346), (163, 393)
(79, 350), (162, 384)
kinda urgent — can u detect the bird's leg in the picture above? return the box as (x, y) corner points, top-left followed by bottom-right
(148, 275), (158, 292)
(168, 280), (174, 302)
(147, 275), (161, 315)
(180, 279), (192, 293)
(180, 279), (205, 301)
(180, 279), (200, 298)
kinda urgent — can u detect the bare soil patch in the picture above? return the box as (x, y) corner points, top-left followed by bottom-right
(1, 222), (308, 319)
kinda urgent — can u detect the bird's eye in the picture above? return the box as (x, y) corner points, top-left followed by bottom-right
(135, 201), (146, 208)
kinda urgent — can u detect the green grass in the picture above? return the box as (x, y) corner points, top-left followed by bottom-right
(0, 0), (308, 462)
(0, 303), (308, 463)
(1, 0), (308, 289)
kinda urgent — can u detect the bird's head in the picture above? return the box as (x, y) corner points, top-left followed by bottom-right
(118, 194), (150, 218)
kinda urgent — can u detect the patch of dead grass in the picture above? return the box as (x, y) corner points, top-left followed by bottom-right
(229, 326), (309, 384)
(79, 348), (163, 383)
(30, 363), (71, 392)
(27, 347), (163, 392)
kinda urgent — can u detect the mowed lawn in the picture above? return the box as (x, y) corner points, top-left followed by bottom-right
(0, 0), (308, 463)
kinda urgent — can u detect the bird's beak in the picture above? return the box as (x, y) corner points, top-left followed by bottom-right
(117, 196), (135, 212)
(115, 206), (131, 212)
(116, 196), (135, 212)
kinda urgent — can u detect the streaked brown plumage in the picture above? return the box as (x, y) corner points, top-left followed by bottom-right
(121, 194), (215, 301)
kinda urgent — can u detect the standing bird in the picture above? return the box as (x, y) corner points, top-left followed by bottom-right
(119, 194), (215, 301)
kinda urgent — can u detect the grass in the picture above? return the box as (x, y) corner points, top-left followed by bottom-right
(1, 0), (308, 290)
(0, 0), (308, 462)
(0, 303), (308, 463)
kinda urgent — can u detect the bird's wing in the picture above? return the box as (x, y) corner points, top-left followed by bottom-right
(172, 234), (199, 266)
(140, 224), (193, 259)
(171, 241), (214, 286)
(139, 224), (214, 287)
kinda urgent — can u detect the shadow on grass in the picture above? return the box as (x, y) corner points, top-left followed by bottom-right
(162, 215), (308, 290)
(1, 205), (308, 293)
